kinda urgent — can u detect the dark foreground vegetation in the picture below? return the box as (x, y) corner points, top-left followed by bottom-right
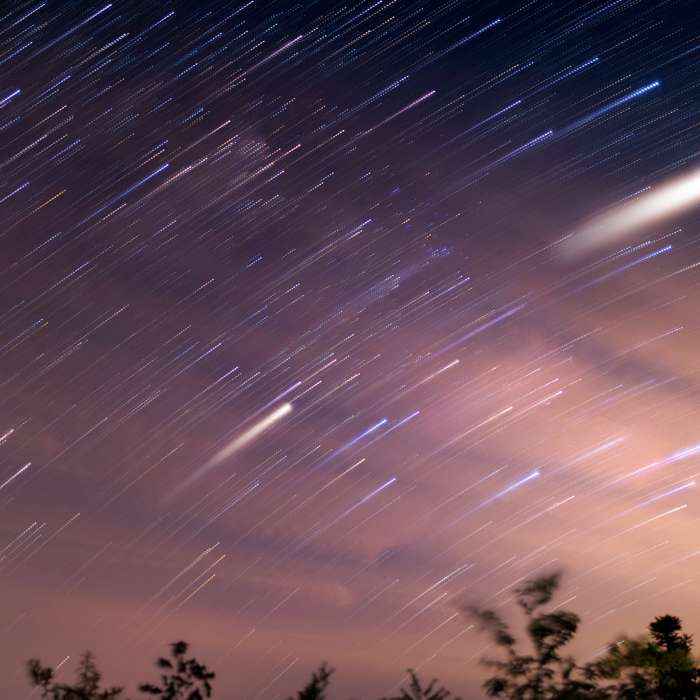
(27, 573), (700, 699)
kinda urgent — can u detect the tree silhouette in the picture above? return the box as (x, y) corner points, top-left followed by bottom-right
(382, 669), (460, 700)
(27, 652), (123, 700)
(288, 663), (334, 700)
(468, 572), (606, 699)
(139, 641), (215, 700)
(23, 606), (700, 700)
(593, 614), (700, 698)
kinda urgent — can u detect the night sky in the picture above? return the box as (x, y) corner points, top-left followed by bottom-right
(2, 1), (700, 698)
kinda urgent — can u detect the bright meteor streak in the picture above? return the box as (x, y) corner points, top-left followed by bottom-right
(168, 403), (293, 500)
(207, 402), (293, 467)
(562, 167), (700, 258)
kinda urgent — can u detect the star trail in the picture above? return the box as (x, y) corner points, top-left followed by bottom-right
(1, 0), (700, 698)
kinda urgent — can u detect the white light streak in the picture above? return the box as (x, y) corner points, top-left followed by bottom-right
(563, 167), (700, 258)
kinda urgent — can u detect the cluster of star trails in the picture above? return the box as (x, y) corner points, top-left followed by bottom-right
(0, 1), (699, 698)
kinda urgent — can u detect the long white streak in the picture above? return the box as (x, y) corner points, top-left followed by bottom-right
(0, 462), (30, 491)
(210, 402), (293, 465)
(611, 504), (688, 541)
(171, 403), (293, 498)
(563, 167), (700, 257)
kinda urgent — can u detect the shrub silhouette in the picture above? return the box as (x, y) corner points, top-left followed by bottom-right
(381, 669), (459, 700)
(25, 576), (700, 699)
(469, 572), (700, 699)
(593, 614), (700, 698)
(139, 640), (215, 700)
(467, 572), (606, 699)
(28, 652), (123, 700)
(289, 663), (334, 700)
